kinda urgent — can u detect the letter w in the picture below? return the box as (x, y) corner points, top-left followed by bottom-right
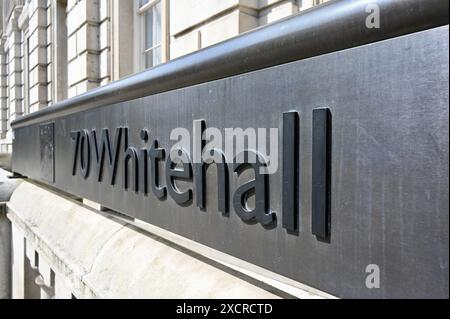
(91, 128), (122, 185)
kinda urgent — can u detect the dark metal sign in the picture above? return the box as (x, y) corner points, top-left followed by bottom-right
(11, 0), (449, 298)
(66, 109), (330, 236)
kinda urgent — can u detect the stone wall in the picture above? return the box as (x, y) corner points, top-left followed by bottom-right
(0, 0), (329, 151)
(170, 0), (317, 59)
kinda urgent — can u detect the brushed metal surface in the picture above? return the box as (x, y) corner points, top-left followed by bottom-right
(12, 26), (449, 298)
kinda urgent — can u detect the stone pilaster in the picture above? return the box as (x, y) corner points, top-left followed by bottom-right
(67, 0), (101, 97)
(0, 39), (8, 139)
(99, 0), (111, 87)
(5, 8), (24, 123)
(27, 0), (49, 113)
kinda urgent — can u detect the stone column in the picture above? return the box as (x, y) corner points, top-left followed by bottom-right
(0, 39), (8, 141)
(28, 0), (49, 113)
(98, 0), (111, 87)
(67, 0), (100, 97)
(111, 0), (133, 81)
(51, 0), (68, 103)
(5, 8), (24, 123)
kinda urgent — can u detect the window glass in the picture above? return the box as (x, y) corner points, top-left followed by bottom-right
(145, 9), (154, 50)
(140, 0), (150, 7)
(142, 1), (162, 68)
(145, 44), (162, 68)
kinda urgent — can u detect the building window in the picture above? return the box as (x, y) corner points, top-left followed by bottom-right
(137, 0), (163, 69)
(23, 35), (30, 115)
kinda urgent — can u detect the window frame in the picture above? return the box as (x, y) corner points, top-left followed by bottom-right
(134, 0), (168, 72)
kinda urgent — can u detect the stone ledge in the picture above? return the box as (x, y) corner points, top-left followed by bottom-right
(0, 168), (21, 201)
(6, 181), (284, 298)
(1, 167), (22, 299)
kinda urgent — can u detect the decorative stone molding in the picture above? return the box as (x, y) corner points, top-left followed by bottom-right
(6, 180), (327, 298)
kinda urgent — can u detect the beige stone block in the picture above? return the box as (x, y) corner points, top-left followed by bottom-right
(28, 7), (47, 34)
(47, 25), (53, 45)
(0, 64), (6, 76)
(0, 108), (7, 119)
(9, 85), (23, 101)
(28, 27), (47, 53)
(47, 3), (53, 25)
(0, 87), (7, 98)
(47, 62), (53, 84)
(68, 85), (77, 98)
(170, 31), (201, 59)
(99, 77), (110, 87)
(6, 35), (18, 51)
(67, 2), (81, 35)
(76, 79), (99, 95)
(29, 47), (47, 68)
(8, 58), (22, 73)
(239, 11), (259, 33)
(99, 0), (110, 22)
(67, 0), (78, 12)
(259, 0), (288, 9)
(68, 33), (78, 62)
(29, 66), (48, 86)
(29, 84), (48, 105)
(29, 102), (47, 113)
(47, 44), (53, 66)
(29, 0), (48, 16)
(77, 23), (100, 54)
(47, 83), (53, 104)
(67, 59), (80, 85)
(68, 52), (99, 85)
(99, 48), (110, 79)
(8, 44), (22, 60)
(0, 120), (7, 133)
(7, 182), (282, 299)
(8, 71), (22, 86)
(8, 99), (24, 114)
(171, 0), (240, 36)
(99, 21), (110, 51)
(198, 10), (240, 48)
(67, 0), (100, 36)
(0, 75), (6, 85)
(5, 22), (20, 44)
(54, 275), (73, 299)
(300, 0), (315, 10)
(259, 1), (298, 25)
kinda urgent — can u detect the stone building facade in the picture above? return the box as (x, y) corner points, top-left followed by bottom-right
(0, 0), (326, 152)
